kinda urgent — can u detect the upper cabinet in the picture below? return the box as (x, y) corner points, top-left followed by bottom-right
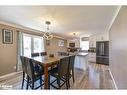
(89, 32), (109, 48)
(96, 32), (109, 41)
(89, 35), (96, 47)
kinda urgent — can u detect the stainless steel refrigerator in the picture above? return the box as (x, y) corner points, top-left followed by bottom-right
(96, 41), (109, 65)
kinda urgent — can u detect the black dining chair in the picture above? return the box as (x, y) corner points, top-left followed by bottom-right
(24, 57), (44, 89)
(68, 55), (75, 88)
(49, 57), (70, 89)
(40, 52), (47, 56)
(31, 53), (43, 73)
(20, 56), (28, 89)
(31, 53), (39, 57)
(57, 52), (69, 56)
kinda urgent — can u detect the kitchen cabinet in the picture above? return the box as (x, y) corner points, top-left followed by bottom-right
(89, 36), (96, 47)
(89, 32), (109, 48)
(96, 32), (109, 41)
(88, 53), (96, 63)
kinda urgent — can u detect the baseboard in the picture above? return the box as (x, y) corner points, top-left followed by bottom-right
(109, 68), (118, 89)
(0, 71), (22, 82)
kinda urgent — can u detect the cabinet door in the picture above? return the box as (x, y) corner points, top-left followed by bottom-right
(92, 36), (96, 47)
(88, 53), (96, 62)
(89, 36), (96, 47)
(89, 37), (93, 47)
(96, 33), (109, 41)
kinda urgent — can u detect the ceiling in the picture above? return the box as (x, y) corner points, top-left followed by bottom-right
(0, 6), (118, 39)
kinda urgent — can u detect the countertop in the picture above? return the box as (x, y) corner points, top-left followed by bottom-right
(76, 52), (88, 56)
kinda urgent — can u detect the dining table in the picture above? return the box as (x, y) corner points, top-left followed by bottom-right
(31, 55), (67, 89)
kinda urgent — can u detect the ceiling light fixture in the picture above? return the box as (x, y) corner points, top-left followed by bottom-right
(43, 21), (53, 40)
(73, 32), (76, 35)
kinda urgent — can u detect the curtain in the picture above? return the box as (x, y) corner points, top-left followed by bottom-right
(16, 31), (23, 71)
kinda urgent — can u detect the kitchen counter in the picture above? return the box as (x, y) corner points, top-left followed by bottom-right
(77, 52), (88, 56)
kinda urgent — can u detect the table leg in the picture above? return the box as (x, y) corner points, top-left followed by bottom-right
(44, 66), (49, 89)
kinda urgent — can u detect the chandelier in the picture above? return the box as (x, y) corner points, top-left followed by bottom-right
(43, 21), (53, 40)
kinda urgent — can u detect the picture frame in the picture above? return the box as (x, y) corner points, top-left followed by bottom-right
(2, 29), (13, 44)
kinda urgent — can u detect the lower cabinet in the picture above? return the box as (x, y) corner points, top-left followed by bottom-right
(74, 55), (88, 71)
(88, 53), (96, 63)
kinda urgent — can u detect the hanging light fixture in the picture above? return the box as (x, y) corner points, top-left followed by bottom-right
(43, 21), (53, 40)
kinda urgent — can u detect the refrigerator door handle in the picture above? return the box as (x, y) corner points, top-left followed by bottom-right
(102, 43), (104, 56)
(100, 43), (103, 56)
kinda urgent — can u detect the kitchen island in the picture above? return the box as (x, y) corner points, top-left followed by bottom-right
(74, 53), (89, 71)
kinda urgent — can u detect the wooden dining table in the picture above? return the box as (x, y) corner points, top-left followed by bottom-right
(31, 55), (67, 89)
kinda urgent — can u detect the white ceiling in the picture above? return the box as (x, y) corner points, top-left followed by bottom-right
(0, 6), (118, 39)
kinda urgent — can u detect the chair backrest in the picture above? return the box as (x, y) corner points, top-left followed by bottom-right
(58, 57), (70, 77)
(31, 53), (39, 57)
(69, 55), (75, 71)
(57, 52), (62, 56)
(40, 52), (47, 56)
(58, 52), (69, 56)
(20, 56), (27, 73)
(24, 57), (34, 79)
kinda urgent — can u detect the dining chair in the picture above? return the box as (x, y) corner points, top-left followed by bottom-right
(31, 52), (39, 57)
(49, 57), (70, 89)
(24, 57), (44, 89)
(68, 55), (75, 88)
(57, 52), (69, 56)
(40, 52), (47, 56)
(31, 52), (43, 73)
(20, 56), (28, 89)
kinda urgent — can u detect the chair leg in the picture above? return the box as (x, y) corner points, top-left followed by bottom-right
(72, 69), (75, 83)
(57, 78), (60, 89)
(48, 74), (50, 89)
(66, 75), (69, 89)
(40, 76), (42, 89)
(32, 81), (34, 90)
(21, 72), (25, 89)
(26, 76), (29, 90)
(67, 74), (70, 88)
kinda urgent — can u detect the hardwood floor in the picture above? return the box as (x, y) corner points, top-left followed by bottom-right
(72, 63), (114, 89)
(0, 63), (115, 90)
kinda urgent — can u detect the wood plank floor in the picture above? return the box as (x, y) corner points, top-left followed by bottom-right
(72, 63), (115, 89)
(0, 63), (115, 90)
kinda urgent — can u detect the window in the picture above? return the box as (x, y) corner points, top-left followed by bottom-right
(23, 34), (45, 57)
(23, 35), (32, 57)
(80, 40), (89, 51)
(33, 37), (44, 53)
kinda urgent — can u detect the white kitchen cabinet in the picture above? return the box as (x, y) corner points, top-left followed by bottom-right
(88, 53), (96, 63)
(89, 36), (96, 47)
(89, 32), (109, 48)
(96, 32), (109, 41)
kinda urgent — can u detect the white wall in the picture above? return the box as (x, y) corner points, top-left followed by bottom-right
(109, 6), (127, 89)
